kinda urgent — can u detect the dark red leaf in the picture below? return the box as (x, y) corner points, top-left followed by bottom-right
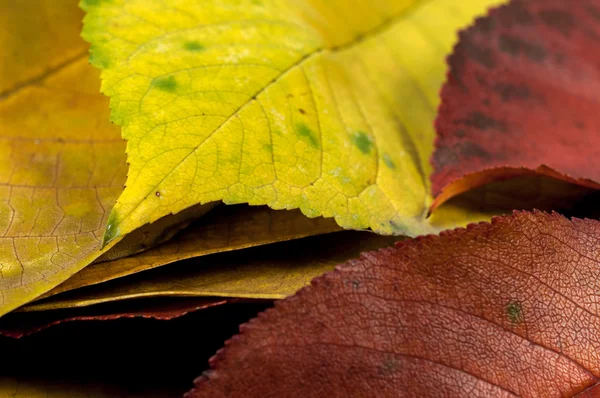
(187, 212), (600, 397)
(431, 0), (600, 210)
(0, 297), (227, 338)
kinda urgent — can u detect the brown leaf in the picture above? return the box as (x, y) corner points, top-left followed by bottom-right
(0, 297), (226, 338)
(23, 231), (398, 311)
(42, 204), (341, 299)
(189, 211), (600, 398)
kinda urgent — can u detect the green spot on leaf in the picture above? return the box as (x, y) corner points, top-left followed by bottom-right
(153, 76), (178, 93)
(383, 153), (396, 169)
(296, 123), (319, 149)
(102, 210), (121, 249)
(506, 300), (523, 324)
(88, 51), (111, 69)
(352, 131), (373, 154)
(263, 143), (273, 154)
(183, 41), (205, 51)
(81, 0), (111, 7)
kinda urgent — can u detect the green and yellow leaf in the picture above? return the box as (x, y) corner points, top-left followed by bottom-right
(82, 0), (507, 246)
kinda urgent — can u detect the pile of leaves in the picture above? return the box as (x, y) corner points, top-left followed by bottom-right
(2, 0), (600, 396)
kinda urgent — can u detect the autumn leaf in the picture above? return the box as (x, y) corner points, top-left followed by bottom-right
(81, 0), (507, 246)
(0, 0), (87, 94)
(23, 231), (398, 311)
(431, 0), (600, 209)
(0, 0), (128, 317)
(0, 297), (225, 338)
(40, 205), (341, 299)
(188, 211), (600, 397)
(0, 0), (348, 317)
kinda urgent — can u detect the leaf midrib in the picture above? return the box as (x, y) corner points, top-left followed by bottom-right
(115, 0), (436, 231)
(0, 50), (88, 100)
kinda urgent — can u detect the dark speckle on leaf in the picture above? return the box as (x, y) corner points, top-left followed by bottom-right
(435, 142), (491, 168)
(352, 131), (373, 154)
(478, 18), (496, 35)
(464, 111), (507, 131)
(538, 10), (575, 37)
(587, 5), (600, 21)
(457, 142), (490, 160)
(493, 83), (531, 102)
(508, 1), (535, 26)
(498, 35), (547, 63)
(153, 76), (178, 92)
(295, 123), (319, 149)
(462, 39), (496, 69)
(82, 0), (110, 6)
(383, 153), (396, 169)
(378, 357), (398, 376)
(506, 300), (524, 324)
(183, 41), (205, 51)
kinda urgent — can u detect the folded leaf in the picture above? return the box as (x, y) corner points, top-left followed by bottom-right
(0, 0), (127, 317)
(82, 0), (507, 246)
(23, 231), (398, 310)
(431, 0), (600, 209)
(0, 297), (225, 338)
(41, 205), (341, 299)
(189, 212), (600, 397)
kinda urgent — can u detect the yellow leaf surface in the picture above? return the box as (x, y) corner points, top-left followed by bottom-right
(82, 0), (507, 247)
(0, 1), (129, 317)
(41, 204), (341, 298)
(0, 1), (87, 95)
(23, 231), (398, 311)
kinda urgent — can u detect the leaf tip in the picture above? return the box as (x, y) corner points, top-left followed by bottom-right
(101, 209), (121, 249)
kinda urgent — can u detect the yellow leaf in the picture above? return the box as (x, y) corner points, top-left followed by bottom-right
(0, 1), (129, 317)
(23, 231), (398, 310)
(81, 0), (507, 247)
(40, 205), (341, 298)
(0, 0), (223, 317)
(0, 1), (87, 94)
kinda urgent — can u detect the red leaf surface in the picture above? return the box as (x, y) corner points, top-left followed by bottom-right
(431, 0), (600, 210)
(188, 212), (600, 398)
(0, 297), (226, 338)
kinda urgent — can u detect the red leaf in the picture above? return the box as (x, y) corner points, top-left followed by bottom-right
(0, 297), (226, 338)
(187, 212), (600, 397)
(431, 0), (600, 210)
